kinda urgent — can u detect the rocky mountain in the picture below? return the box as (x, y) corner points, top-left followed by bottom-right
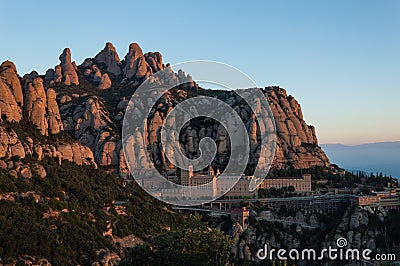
(0, 42), (329, 181)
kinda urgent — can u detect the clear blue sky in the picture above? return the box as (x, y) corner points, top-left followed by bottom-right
(1, 0), (399, 145)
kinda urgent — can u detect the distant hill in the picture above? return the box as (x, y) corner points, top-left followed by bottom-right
(321, 142), (400, 179)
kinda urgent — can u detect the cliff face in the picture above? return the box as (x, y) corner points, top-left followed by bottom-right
(266, 87), (329, 169)
(0, 42), (329, 179)
(0, 61), (23, 122)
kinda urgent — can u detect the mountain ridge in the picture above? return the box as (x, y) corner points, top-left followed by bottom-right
(0, 41), (330, 179)
(322, 141), (400, 147)
(322, 141), (400, 178)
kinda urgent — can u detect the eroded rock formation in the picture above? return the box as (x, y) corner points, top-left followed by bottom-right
(45, 48), (79, 86)
(59, 48), (79, 85)
(0, 43), (330, 178)
(0, 61), (23, 122)
(95, 42), (122, 76)
(24, 78), (63, 135)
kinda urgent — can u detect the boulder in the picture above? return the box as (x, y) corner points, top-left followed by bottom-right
(20, 166), (33, 178)
(0, 160), (7, 169)
(98, 73), (112, 90)
(33, 163), (47, 178)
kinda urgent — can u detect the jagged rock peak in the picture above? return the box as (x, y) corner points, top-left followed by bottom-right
(0, 60), (23, 121)
(95, 42), (121, 76)
(1, 60), (17, 72)
(144, 51), (163, 72)
(0, 60), (23, 105)
(24, 78), (48, 135)
(60, 48), (75, 64)
(127, 43), (144, 58)
(58, 48), (79, 85)
(123, 42), (147, 79)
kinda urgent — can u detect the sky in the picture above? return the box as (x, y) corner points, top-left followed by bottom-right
(1, 0), (399, 145)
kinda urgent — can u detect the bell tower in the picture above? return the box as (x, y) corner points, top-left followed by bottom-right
(181, 165), (193, 186)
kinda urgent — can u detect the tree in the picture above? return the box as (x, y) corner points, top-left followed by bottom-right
(120, 221), (234, 266)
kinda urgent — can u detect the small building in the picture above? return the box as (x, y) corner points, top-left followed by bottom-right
(180, 165), (194, 186)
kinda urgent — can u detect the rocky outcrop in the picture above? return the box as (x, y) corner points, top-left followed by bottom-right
(24, 78), (48, 135)
(23, 71), (39, 83)
(60, 96), (119, 166)
(265, 87), (330, 169)
(31, 141), (97, 167)
(33, 163), (47, 178)
(54, 65), (63, 83)
(231, 210), (318, 262)
(0, 123), (96, 168)
(46, 89), (63, 134)
(1, 44), (330, 176)
(80, 59), (112, 90)
(122, 43), (169, 81)
(0, 126), (26, 159)
(92, 249), (120, 266)
(59, 48), (79, 85)
(232, 205), (398, 263)
(0, 61), (23, 122)
(45, 65), (63, 85)
(5, 256), (51, 266)
(144, 52), (163, 73)
(176, 69), (196, 88)
(123, 43), (149, 79)
(0, 61), (23, 105)
(44, 68), (55, 84)
(98, 73), (112, 90)
(95, 42), (121, 76)
(55, 142), (97, 167)
(45, 49), (79, 86)
(24, 78), (63, 135)
(322, 206), (389, 254)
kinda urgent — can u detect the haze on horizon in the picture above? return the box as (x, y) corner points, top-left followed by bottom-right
(1, 0), (399, 145)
